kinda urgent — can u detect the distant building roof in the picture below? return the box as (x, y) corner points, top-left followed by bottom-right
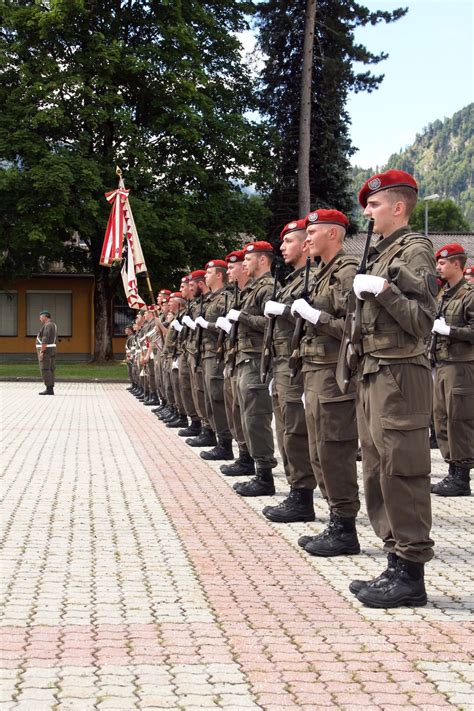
(346, 232), (474, 260)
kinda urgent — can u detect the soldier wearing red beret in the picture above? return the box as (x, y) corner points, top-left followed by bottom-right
(289, 210), (361, 551)
(172, 276), (202, 437)
(183, 269), (217, 448)
(229, 241), (278, 495)
(219, 250), (255, 478)
(258, 219), (316, 523)
(194, 260), (235, 461)
(349, 169), (438, 608)
(431, 243), (473, 496)
(464, 265), (474, 284)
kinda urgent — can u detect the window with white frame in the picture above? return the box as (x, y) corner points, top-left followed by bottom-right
(0, 291), (18, 336)
(26, 292), (72, 337)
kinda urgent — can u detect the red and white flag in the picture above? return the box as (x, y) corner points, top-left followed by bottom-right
(100, 179), (147, 275)
(121, 238), (146, 310)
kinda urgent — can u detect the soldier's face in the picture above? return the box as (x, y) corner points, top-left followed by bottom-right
(205, 267), (218, 290)
(465, 271), (474, 284)
(437, 258), (460, 282)
(181, 283), (190, 299)
(243, 253), (258, 277)
(281, 232), (305, 264)
(227, 262), (240, 282)
(305, 224), (330, 257)
(363, 192), (401, 234)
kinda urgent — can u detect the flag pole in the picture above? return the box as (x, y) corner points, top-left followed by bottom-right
(115, 166), (155, 306)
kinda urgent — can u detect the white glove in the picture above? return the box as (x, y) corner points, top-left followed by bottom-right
(264, 300), (286, 318)
(195, 316), (209, 329)
(172, 358), (179, 370)
(227, 309), (241, 322)
(291, 298), (321, 325)
(182, 315), (196, 330)
(432, 317), (451, 336)
(353, 274), (387, 300)
(216, 316), (232, 334)
(171, 319), (183, 332)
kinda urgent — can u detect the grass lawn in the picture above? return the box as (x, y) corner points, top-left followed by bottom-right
(0, 362), (129, 381)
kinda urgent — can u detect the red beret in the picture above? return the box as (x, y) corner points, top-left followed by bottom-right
(225, 250), (245, 263)
(161, 297), (169, 303)
(243, 241), (274, 255)
(159, 289), (171, 295)
(146, 304), (157, 311)
(170, 291), (183, 299)
(464, 265), (473, 277)
(435, 243), (466, 260)
(205, 259), (228, 269)
(358, 169), (418, 208)
(280, 219), (306, 240)
(304, 209), (349, 229)
(189, 269), (207, 280)
(180, 276), (190, 284)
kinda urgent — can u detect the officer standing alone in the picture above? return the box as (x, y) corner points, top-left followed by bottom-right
(37, 310), (58, 395)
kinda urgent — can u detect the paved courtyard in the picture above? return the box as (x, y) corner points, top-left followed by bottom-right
(1, 382), (473, 711)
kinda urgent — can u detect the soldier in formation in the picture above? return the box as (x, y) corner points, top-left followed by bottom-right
(124, 168), (472, 609)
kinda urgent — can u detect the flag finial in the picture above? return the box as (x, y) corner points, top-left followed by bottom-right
(115, 166), (122, 177)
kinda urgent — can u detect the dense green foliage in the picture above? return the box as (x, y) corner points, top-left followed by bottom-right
(410, 199), (470, 233)
(351, 104), (473, 229)
(0, 0), (272, 357)
(255, 0), (407, 239)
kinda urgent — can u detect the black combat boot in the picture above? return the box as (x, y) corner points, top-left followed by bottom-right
(349, 552), (398, 596)
(262, 488), (315, 523)
(161, 407), (178, 423)
(166, 413), (188, 429)
(178, 420), (201, 437)
(303, 514), (360, 557)
(220, 451), (255, 477)
(200, 438), (234, 461)
(431, 464), (471, 497)
(233, 468), (275, 497)
(186, 428), (217, 447)
(357, 558), (427, 608)
(429, 428), (439, 449)
(152, 401), (167, 413)
(126, 384), (135, 391)
(39, 386), (54, 395)
(145, 393), (159, 406)
(134, 387), (144, 397)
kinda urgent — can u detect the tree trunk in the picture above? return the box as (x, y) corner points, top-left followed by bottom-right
(93, 265), (114, 362)
(298, 0), (317, 218)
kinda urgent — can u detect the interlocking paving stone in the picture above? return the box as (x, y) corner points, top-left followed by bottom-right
(1, 382), (473, 710)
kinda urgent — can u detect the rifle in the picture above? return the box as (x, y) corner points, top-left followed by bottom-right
(288, 257), (311, 383)
(335, 217), (374, 394)
(193, 294), (204, 372)
(428, 289), (448, 363)
(216, 290), (229, 366)
(260, 266), (280, 383)
(227, 281), (240, 376)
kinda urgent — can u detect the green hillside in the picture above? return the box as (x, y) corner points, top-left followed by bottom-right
(351, 104), (474, 228)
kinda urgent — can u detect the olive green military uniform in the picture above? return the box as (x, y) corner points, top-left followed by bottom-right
(433, 279), (474, 467)
(186, 299), (212, 430)
(125, 333), (135, 384)
(36, 320), (57, 387)
(356, 227), (437, 564)
(236, 273), (277, 469)
(301, 251), (359, 515)
(177, 307), (200, 422)
(224, 286), (250, 455)
(152, 318), (165, 401)
(201, 288), (232, 440)
(161, 321), (177, 408)
(270, 266), (314, 490)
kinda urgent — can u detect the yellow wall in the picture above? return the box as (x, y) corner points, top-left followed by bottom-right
(1, 276), (91, 356)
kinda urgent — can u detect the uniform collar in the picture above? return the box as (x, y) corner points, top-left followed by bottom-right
(371, 226), (411, 256)
(444, 276), (467, 297)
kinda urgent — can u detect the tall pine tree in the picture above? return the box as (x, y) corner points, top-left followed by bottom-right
(0, 0), (269, 360)
(255, 0), (407, 238)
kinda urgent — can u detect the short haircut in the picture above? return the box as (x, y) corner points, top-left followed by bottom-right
(448, 254), (468, 269)
(387, 187), (418, 217)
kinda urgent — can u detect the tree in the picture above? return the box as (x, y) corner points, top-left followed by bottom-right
(0, 0), (269, 360)
(298, 0), (317, 217)
(410, 199), (470, 233)
(255, 0), (407, 239)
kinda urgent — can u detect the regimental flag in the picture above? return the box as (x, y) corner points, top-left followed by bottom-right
(100, 178), (147, 274)
(121, 240), (146, 310)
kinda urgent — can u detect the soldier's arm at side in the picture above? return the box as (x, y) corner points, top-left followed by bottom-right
(238, 284), (273, 332)
(450, 292), (474, 344)
(313, 265), (356, 341)
(373, 242), (437, 339)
